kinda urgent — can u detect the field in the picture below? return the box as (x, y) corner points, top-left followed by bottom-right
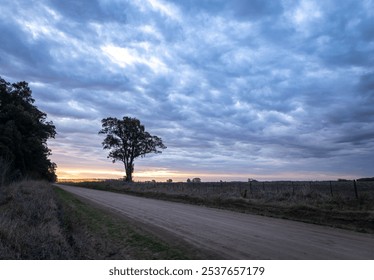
(66, 180), (374, 233)
(1, 179), (373, 259)
(0, 180), (198, 259)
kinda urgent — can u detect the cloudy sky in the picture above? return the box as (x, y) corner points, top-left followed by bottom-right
(1, 0), (374, 181)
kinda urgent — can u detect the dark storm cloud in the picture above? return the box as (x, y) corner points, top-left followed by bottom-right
(1, 0), (373, 180)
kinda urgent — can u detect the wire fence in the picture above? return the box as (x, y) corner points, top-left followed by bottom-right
(115, 180), (374, 201)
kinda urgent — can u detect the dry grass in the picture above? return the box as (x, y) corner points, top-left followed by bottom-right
(0, 180), (198, 259)
(0, 180), (74, 259)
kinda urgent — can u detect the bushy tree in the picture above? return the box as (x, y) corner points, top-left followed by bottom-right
(99, 116), (166, 182)
(0, 77), (56, 183)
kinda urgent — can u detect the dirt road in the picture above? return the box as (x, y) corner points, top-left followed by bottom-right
(57, 184), (374, 259)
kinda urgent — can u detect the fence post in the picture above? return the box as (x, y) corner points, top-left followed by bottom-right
(243, 189), (247, 198)
(329, 181), (333, 197)
(291, 181), (295, 196)
(353, 180), (359, 199)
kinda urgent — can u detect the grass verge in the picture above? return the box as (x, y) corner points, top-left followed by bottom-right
(0, 180), (197, 259)
(0, 180), (73, 259)
(54, 187), (194, 259)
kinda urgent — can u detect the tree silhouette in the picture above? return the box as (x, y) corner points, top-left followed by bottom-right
(99, 116), (166, 182)
(0, 77), (56, 183)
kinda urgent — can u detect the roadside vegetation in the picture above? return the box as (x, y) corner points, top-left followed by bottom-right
(65, 180), (374, 234)
(0, 77), (57, 183)
(0, 180), (197, 259)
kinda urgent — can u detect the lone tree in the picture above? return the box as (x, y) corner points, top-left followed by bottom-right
(99, 116), (166, 182)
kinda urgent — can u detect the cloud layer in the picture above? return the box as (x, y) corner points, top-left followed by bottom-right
(1, 0), (373, 181)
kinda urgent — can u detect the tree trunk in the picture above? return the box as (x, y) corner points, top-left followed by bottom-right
(0, 158), (11, 187)
(125, 164), (134, 182)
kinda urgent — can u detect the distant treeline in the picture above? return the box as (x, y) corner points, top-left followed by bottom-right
(357, 177), (374, 182)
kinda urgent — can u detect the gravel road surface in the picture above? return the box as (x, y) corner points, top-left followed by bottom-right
(57, 184), (374, 259)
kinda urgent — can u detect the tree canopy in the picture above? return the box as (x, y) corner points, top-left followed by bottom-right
(99, 116), (166, 182)
(0, 77), (56, 183)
